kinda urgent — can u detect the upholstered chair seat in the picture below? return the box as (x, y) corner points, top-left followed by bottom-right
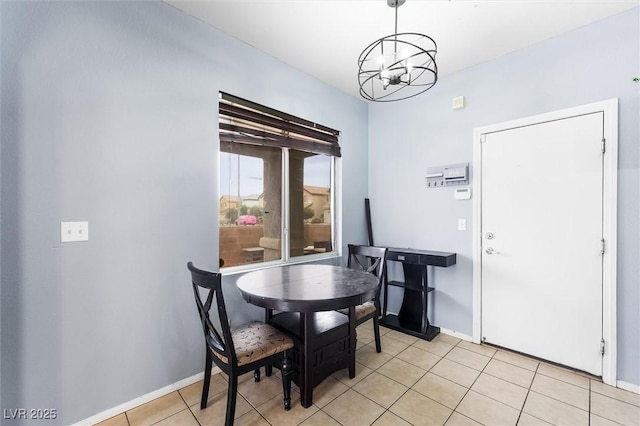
(215, 321), (294, 366)
(354, 301), (377, 320)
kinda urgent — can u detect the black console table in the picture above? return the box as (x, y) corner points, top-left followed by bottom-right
(381, 247), (456, 341)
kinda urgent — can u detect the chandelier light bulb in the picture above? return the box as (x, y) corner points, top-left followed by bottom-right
(405, 60), (413, 76)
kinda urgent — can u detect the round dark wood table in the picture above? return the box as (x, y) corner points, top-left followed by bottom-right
(236, 264), (379, 407)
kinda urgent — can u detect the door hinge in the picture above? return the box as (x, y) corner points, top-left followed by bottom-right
(601, 138), (606, 153)
(600, 338), (605, 356)
(601, 238), (605, 255)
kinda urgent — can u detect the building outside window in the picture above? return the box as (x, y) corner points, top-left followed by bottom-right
(218, 93), (341, 269)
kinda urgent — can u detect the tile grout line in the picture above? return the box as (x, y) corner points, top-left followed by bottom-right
(440, 339), (474, 426)
(587, 390), (638, 425)
(521, 365), (594, 425)
(239, 403), (273, 426)
(588, 376), (592, 426)
(401, 337), (489, 426)
(317, 404), (347, 426)
(244, 401), (265, 426)
(353, 334), (458, 426)
(375, 344), (431, 388)
(440, 342), (562, 425)
(591, 388), (640, 408)
(527, 379), (592, 414)
(590, 384), (640, 407)
(442, 340), (498, 425)
(516, 361), (540, 426)
(392, 340), (448, 425)
(173, 387), (201, 425)
(419, 334), (461, 426)
(132, 392), (190, 426)
(348, 343), (412, 425)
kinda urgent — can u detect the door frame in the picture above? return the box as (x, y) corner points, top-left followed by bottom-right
(472, 99), (618, 385)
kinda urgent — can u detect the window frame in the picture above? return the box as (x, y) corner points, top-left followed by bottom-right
(218, 94), (342, 274)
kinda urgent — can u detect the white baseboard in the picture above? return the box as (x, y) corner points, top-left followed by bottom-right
(439, 327), (473, 342)
(617, 380), (640, 394)
(73, 367), (221, 426)
(380, 312), (473, 343)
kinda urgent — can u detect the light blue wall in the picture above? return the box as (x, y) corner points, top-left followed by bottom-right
(369, 7), (639, 387)
(0, 1), (368, 424)
(1, 1), (638, 424)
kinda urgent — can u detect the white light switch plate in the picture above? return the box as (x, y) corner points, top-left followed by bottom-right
(61, 221), (89, 242)
(452, 96), (466, 110)
(458, 219), (467, 231)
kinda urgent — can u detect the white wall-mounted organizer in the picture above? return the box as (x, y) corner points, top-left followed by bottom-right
(425, 163), (469, 188)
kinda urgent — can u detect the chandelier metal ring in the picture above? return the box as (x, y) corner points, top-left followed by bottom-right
(357, 0), (438, 102)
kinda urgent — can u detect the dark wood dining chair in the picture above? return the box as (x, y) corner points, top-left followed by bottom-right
(342, 244), (387, 353)
(187, 262), (294, 425)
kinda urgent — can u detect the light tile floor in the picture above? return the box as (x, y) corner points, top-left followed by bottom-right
(97, 323), (640, 426)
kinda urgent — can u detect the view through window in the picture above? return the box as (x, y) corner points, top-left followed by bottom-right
(218, 93), (340, 269)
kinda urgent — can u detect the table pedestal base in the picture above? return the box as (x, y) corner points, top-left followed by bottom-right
(270, 311), (351, 407)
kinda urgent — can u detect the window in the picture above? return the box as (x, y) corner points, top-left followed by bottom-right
(218, 93), (341, 269)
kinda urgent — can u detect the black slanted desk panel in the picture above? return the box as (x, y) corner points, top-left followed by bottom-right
(381, 247), (456, 341)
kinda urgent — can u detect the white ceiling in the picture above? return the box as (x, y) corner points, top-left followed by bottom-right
(165, 0), (638, 100)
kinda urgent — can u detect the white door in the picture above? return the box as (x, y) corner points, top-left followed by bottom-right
(481, 112), (604, 375)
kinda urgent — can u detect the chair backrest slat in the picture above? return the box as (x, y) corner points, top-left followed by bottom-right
(187, 262), (237, 365)
(347, 244), (387, 300)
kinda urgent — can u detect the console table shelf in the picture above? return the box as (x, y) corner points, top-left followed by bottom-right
(387, 280), (434, 292)
(381, 247), (456, 341)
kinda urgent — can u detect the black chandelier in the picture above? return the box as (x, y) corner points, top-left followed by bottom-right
(357, 0), (438, 102)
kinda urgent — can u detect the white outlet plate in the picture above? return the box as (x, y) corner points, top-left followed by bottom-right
(61, 221), (89, 242)
(458, 219), (467, 231)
